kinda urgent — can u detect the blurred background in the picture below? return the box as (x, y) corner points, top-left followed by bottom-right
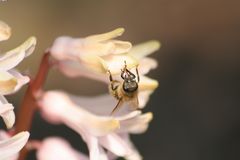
(0, 0), (240, 159)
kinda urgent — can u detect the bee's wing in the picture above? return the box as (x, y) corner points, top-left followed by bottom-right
(129, 93), (139, 110)
(110, 98), (124, 115)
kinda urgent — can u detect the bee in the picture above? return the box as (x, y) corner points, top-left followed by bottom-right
(108, 61), (140, 115)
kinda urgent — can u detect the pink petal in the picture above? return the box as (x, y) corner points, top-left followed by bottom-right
(36, 137), (88, 160)
(84, 135), (108, 160)
(138, 57), (158, 75)
(117, 112), (153, 134)
(58, 61), (107, 82)
(0, 131), (29, 160)
(69, 94), (135, 116)
(99, 133), (142, 160)
(0, 95), (15, 129)
(99, 133), (131, 157)
(38, 91), (120, 137)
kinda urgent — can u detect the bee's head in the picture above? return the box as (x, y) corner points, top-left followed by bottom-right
(121, 70), (135, 81)
(121, 64), (138, 93)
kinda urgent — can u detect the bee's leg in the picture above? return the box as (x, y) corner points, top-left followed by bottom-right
(125, 68), (135, 79)
(108, 70), (120, 90)
(136, 65), (140, 82)
(108, 70), (113, 82)
(121, 69), (125, 79)
(130, 93), (139, 110)
(110, 98), (123, 115)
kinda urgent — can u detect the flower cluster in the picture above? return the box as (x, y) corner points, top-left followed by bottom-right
(36, 28), (160, 160)
(0, 23), (159, 160)
(0, 21), (36, 159)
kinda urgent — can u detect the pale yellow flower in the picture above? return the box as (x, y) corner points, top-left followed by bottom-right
(50, 28), (137, 74)
(54, 40), (160, 108)
(45, 28), (160, 160)
(0, 36), (37, 95)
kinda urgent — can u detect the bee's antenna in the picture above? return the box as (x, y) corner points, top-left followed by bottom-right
(136, 65), (140, 82)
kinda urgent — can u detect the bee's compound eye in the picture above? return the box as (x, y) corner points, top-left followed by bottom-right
(123, 81), (138, 93)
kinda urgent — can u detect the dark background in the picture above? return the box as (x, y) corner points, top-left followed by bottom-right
(0, 0), (240, 159)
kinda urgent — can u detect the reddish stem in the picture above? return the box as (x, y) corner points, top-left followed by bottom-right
(15, 52), (51, 160)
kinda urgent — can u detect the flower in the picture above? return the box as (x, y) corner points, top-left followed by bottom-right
(41, 28), (160, 160)
(50, 28), (137, 74)
(0, 131), (30, 160)
(0, 95), (15, 129)
(51, 38), (160, 108)
(38, 91), (153, 160)
(34, 137), (88, 160)
(0, 20), (36, 159)
(0, 35), (37, 95)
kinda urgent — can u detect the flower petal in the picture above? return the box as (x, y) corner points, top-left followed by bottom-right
(0, 95), (15, 129)
(92, 54), (138, 75)
(118, 112), (153, 134)
(121, 134), (142, 160)
(0, 131), (29, 160)
(84, 135), (108, 160)
(38, 91), (120, 137)
(85, 28), (125, 42)
(108, 40), (132, 54)
(0, 36), (37, 71)
(69, 94), (135, 116)
(50, 28), (131, 62)
(0, 70), (29, 95)
(58, 60), (107, 83)
(50, 36), (79, 61)
(5, 70), (30, 95)
(138, 57), (158, 75)
(36, 137), (89, 160)
(99, 133), (142, 160)
(138, 76), (159, 91)
(79, 55), (109, 74)
(0, 21), (11, 41)
(0, 71), (17, 95)
(129, 40), (160, 59)
(137, 90), (154, 109)
(80, 40), (131, 56)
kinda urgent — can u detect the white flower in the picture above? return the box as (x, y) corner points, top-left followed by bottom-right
(0, 20), (35, 159)
(0, 131), (30, 160)
(0, 21), (36, 127)
(50, 28), (137, 74)
(0, 36), (37, 95)
(0, 95), (15, 129)
(43, 28), (160, 160)
(38, 91), (153, 160)
(53, 40), (160, 108)
(35, 137), (88, 160)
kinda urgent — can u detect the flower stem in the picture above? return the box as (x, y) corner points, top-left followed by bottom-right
(15, 51), (51, 160)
